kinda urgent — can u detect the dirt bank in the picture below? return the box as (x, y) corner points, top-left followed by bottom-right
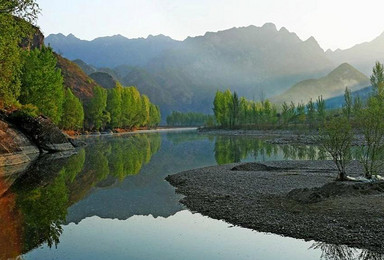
(166, 160), (384, 253)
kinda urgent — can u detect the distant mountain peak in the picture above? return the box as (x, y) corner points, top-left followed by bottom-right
(261, 22), (277, 31)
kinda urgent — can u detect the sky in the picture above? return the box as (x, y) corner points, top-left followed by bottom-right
(36, 0), (384, 51)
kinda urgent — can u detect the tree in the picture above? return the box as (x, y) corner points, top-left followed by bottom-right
(229, 91), (240, 128)
(356, 62), (384, 178)
(0, 0), (38, 108)
(106, 84), (122, 129)
(357, 96), (384, 178)
(19, 46), (65, 124)
(342, 88), (352, 120)
(306, 99), (316, 127)
(0, 0), (40, 23)
(318, 117), (353, 181)
(60, 88), (84, 130)
(316, 96), (326, 125)
(148, 104), (161, 128)
(140, 95), (150, 127)
(85, 86), (109, 130)
(371, 62), (384, 98)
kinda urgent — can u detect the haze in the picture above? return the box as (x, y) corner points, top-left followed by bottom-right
(37, 0), (384, 51)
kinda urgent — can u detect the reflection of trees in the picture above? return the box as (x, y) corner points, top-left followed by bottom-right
(214, 136), (323, 164)
(310, 242), (384, 260)
(0, 133), (161, 257)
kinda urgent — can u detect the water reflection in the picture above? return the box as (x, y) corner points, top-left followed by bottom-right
(0, 132), (382, 259)
(0, 133), (161, 258)
(311, 242), (384, 260)
(214, 136), (327, 165)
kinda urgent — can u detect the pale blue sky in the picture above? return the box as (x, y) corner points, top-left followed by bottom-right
(37, 0), (384, 50)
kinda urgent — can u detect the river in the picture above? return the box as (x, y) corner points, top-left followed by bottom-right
(0, 129), (368, 259)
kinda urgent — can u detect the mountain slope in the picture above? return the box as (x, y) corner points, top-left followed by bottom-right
(326, 32), (384, 75)
(55, 54), (100, 102)
(271, 63), (370, 104)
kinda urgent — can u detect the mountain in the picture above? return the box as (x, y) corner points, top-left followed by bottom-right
(271, 63), (370, 104)
(326, 32), (384, 75)
(55, 54), (100, 102)
(47, 24), (336, 114)
(72, 59), (97, 75)
(45, 33), (180, 68)
(89, 72), (117, 89)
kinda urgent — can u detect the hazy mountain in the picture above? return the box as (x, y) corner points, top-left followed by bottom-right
(47, 24), (336, 114)
(72, 59), (97, 75)
(326, 32), (384, 75)
(45, 33), (180, 68)
(89, 72), (117, 89)
(271, 63), (370, 104)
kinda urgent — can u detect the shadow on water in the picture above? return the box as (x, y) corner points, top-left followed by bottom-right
(0, 131), (382, 259)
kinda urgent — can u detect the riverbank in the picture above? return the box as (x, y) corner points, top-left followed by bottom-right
(166, 160), (384, 253)
(69, 127), (198, 138)
(198, 128), (367, 146)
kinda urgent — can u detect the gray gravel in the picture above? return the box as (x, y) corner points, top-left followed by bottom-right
(166, 160), (384, 253)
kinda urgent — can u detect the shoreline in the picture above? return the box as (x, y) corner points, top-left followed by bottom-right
(68, 127), (198, 138)
(166, 160), (384, 253)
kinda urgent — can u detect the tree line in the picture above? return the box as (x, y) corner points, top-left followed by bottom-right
(166, 111), (214, 127)
(213, 89), (330, 129)
(0, 4), (160, 131)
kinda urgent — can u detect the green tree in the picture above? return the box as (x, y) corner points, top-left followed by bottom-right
(318, 117), (353, 181)
(306, 99), (316, 127)
(60, 88), (84, 130)
(106, 83), (122, 129)
(316, 96), (326, 125)
(140, 95), (150, 127)
(85, 85), (109, 130)
(20, 47), (65, 124)
(371, 62), (384, 98)
(357, 96), (384, 178)
(0, 0), (40, 22)
(148, 104), (161, 127)
(342, 87), (353, 120)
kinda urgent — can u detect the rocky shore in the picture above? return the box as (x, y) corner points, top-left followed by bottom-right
(0, 111), (77, 168)
(166, 160), (384, 253)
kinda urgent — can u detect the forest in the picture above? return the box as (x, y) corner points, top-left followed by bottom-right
(0, 5), (160, 131)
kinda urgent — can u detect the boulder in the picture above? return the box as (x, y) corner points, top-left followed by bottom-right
(0, 111), (75, 167)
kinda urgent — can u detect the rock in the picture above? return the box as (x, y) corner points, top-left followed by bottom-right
(0, 112), (39, 167)
(0, 111), (75, 167)
(8, 112), (75, 153)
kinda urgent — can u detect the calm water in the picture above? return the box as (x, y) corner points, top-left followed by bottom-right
(0, 130), (377, 260)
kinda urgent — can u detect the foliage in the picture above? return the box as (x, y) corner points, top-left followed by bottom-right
(19, 46), (65, 124)
(0, 0), (40, 23)
(60, 88), (84, 130)
(342, 88), (353, 120)
(85, 85), (109, 130)
(317, 117), (353, 181)
(106, 83), (123, 128)
(356, 96), (384, 178)
(166, 111), (214, 127)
